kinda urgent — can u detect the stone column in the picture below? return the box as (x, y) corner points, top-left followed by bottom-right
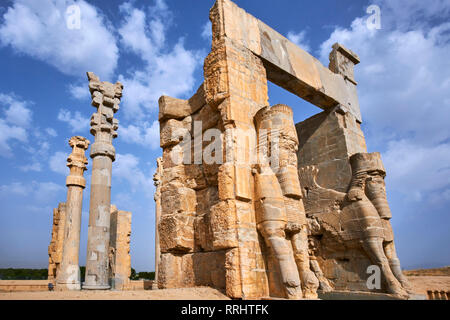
(56, 136), (90, 290)
(83, 72), (123, 290)
(152, 157), (163, 289)
(109, 205), (132, 290)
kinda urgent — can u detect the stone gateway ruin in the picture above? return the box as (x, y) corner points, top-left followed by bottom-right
(154, 0), (412, 299)
(47, 0), (412, 299)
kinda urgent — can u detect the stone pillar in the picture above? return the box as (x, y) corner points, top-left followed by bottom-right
(109, 205), (132, 290)
(56, 136), (90, 290)
(152, 157), (162, 289)
(48, 202), (66, 283)
(83, 72), (123, 290)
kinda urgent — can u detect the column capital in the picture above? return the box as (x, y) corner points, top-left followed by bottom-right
(87, 72), (122, 139)
(66, 136), (90, 187)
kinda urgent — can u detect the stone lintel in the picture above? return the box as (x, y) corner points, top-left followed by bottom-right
(209, 0), (362, 122)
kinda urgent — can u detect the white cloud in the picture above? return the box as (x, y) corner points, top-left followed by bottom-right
(317, 0), (450, 203)
(383, 140), (450, 201)
(201, 21), (212, 41)
(0, 93), (31, 157)
(34, 181), (65, 200)
(68, 83), (90, 100)
(113, 153), (154, 195)
(119, 120), (160, 149)
(372, 0), (450, 31)
(20, 162), (42, 172)
(45, 128), (58, 137)
(0, 180), (65, 203)
(0, 93), (32, 127)
(0, 119), (27, 157)
(0, 182), (28, 195)
(57, 108), (89, 132)
(287, 30), (311, 52)
(49, 151), (68, 175)
(0, 0), (118, 79)
(117, 0), (202, 119)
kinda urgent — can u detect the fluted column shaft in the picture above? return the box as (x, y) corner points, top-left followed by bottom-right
(56, 136), (89, 290)
(83, 72), (122, 290)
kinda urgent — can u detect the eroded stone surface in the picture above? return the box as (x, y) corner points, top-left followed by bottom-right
(299, 153), (411, 297)
(56, 136), (90, 291)
(109, 205), (132, 290)
(48, 203), (66, 283)
(84, 72), (122, 290)
(155, 0), (409, 300)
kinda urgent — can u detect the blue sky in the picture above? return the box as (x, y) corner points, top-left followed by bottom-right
(0, 0), (449, 272)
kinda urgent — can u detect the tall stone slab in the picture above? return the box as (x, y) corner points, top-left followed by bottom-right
(56, 136), (90, 290)
(84, 72), (123, 290)
(109, 205), (132, 290)
(48, 202), (66, 283)
(152, 157), (163, 289)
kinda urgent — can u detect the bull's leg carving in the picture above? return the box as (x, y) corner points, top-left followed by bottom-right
(254, 164), (302, 299)
(384, 241), (413, 293)
(361, 236), (408, 297)
(291, 227), (319, 298)
(310, 258), (333, 292)
(257, 220), (302, 299)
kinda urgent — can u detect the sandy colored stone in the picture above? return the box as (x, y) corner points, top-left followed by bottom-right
(48, 203), (66, 283)
(214, 0), (361, 121)
(0, 280), (49, 292)
(0, 286), (230, 300)
(154, 0), (408, 300)
(56, 136), (90, 291)
(299, 153), (412, 297)
(153, 157), (163, 289)
(159, 212), (195, 253)
(84, 72), (122, 290)
(109, 205), (132, 290)
(160, 117), (192, 148)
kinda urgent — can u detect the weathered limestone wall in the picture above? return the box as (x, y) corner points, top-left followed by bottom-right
(156, 0), (410, 299)
(48, 202), (66, 282)
(212, 0), (361, 122)
(157, 83), (230, 293)
(203, 0), (272, 299)
(109, 205), (132, 290)
(296, 107), (367, 193)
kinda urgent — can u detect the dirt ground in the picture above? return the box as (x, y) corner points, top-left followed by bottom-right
(407, 276), (450, 295)
(403, 266), (450, 277)
(0, 286), (230, 300)
(1, 276), (449, 300)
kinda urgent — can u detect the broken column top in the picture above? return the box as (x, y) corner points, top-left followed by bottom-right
(87, 72), (123, 131)
(87, 72), (122, 149)
(68, 135), (90, 150)
(67, 136), (89, 169)
(87, 72), (123, 104)
(66, 136), (90, 188)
